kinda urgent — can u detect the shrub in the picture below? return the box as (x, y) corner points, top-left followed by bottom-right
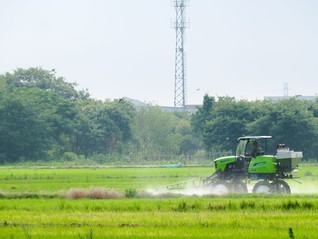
(65, 187), (123, 199)
(62, 152), (79, 161)
(66, 188), (87, 199)
(88, 187), (122, 199)
(125, 188), (137, 198)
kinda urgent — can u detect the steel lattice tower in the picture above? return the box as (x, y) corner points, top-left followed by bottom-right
(172, 0), (188, 108)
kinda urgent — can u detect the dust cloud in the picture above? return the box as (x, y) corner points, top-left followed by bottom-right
(146, 178), (318, 197)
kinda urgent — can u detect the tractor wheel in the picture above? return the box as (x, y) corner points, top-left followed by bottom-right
(271, 180), (291, 194)
(252, 181), (271, 194)
(211, 181), (230, 195)
(230, 180), (248, 193)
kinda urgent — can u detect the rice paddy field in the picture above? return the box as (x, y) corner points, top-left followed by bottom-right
(0, 165), (317, 238)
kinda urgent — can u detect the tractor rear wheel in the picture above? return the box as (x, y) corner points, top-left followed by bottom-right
(230, 180), (248, 193)
(271, 180), (291, 194)
(252, 181), (271, 194)
(211, 181), (230, 195)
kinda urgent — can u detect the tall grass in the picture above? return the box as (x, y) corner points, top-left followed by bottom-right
(0, 197), (317, 238)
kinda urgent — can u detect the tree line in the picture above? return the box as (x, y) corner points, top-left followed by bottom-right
(191, 95), (318, 159)
(0, 67), (317, 163)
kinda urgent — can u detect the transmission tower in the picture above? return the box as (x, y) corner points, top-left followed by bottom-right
(284, 82), (288, 97)
(172, 0), (188, 109)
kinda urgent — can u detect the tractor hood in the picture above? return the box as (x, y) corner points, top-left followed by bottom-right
(214, 156), (236, 171)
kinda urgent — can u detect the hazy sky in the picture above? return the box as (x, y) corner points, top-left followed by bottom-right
(1, 0), (318, 106)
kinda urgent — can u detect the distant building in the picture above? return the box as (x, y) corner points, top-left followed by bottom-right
(123, 97), (150, 107)
(264, 95), (317, 102)
(161, 105), (200, 113)
(124, 97), (200, 113)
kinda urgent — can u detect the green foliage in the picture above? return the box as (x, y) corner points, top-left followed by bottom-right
(247, 98), (318, 157)
(1, 67), (318, 163)
(125, 188), (137, 198)
(0, 89), (53, 162)
(0, 68), (138, 163)
(133, 107), (200, 159)
(75, 99), (136, 156)
(0, 86), (81, 162)
(62, 152), (79, 162)
(191, 94), (215, 136)
(192, 95), (318, 159)
(3, 67), (89, 100)
(192, 96), (254, 152)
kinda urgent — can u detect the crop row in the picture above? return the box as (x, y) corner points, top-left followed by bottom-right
(0, 197), (317, 212)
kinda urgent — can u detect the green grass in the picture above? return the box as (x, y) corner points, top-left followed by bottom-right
(0, 197), (317, 238)
(0, 165), (316, 194)
(0, 165), (317, 238)
(0, 167), (212, 193)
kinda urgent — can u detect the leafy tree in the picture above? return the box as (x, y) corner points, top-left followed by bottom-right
(247, 98), (318, 158)
(75, 99), (136, 156)
(2, 66), (318, 163)
(192, 96), (253, 152)
(176, 118), (200, 158)
(270, 99), (317, 157)
(132, 107), (183, 157)
(191, 94), (215, 136)
(3, 67), (89, 101)
(307, 98), (318, 117)
(193, 95), (318, 159)
(0, 89), (55, 162)
(0, 68), (85, 162)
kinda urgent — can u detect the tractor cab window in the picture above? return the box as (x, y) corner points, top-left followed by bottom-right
(236, 137), (269, 157)
(246, 140), (263, 157)
(236, 140), (248, 156)
(245, 141), (254, 156)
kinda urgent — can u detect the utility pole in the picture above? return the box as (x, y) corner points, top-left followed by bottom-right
(172, 0), (188, 109)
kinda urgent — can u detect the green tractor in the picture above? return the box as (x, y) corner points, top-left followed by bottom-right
(202, 136), (302, 194)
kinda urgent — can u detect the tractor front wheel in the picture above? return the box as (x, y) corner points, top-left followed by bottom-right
(211, 181), (230, 195)
(271, 180), (291, 194)
(230, 180), (248, 193)
(252, 181), (271, 194)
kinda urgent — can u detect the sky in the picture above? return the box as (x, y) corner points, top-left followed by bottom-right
(1, 0), (318, 106)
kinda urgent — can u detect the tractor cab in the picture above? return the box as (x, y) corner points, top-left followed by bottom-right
(236, 136), (271, 158)
(236, 136), (302, 179)
(235, 136), (277, 178)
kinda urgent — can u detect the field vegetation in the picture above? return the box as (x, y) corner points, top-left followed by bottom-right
(0, 194), (317, 238)
(0, 166), (317, 238)
(0, 165), (316, 195)
(0, 167), (212, 195)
